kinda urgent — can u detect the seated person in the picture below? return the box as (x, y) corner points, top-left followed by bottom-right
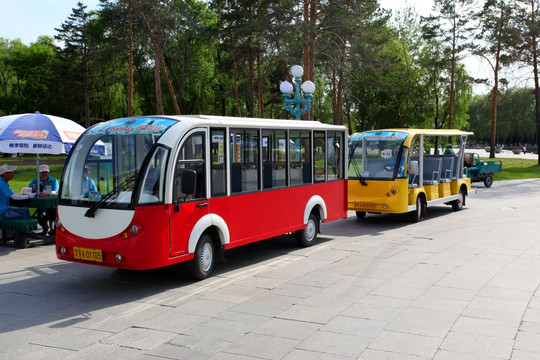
(444, 144), (455, 155)
(28, 164), (58, 235)
(81, 166), (97, 197)
(0, 164), (39, 247)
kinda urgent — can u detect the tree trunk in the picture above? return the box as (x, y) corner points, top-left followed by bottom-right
(84, 56), (90, 127)
(128, 0), (133, 117)
(448, 11), (456, 129)
(257, 49), (264, 118)
(140, 3), (181, 115)
(303, 0), (317, 120)
(531, 1), (540, 166)
(229, 28), (242, 117)
(153, 0), (163, 115)
(248, 6), (255, 118)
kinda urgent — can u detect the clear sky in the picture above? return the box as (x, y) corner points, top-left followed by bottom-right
(0, 0), (102, 45)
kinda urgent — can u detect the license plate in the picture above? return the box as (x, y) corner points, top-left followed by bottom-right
(73, 247), (103, 262)
(354, 202), (375, 209)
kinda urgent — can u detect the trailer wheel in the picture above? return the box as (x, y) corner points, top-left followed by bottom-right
(452, 188), (466, 211)
(189, 233), (215, 280)
(295, 213), (319, 247)
(483, 174), (493, 188)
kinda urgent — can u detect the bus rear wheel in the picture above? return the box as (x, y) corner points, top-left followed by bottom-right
(295, 213), (319, 247)
(452, 188), (466, 211)
(189, 233), (215, 280)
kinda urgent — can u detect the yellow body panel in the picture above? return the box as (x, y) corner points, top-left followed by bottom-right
(348, 178), (410, 214)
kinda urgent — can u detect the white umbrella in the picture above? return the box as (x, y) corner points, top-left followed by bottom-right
(0, 112), (104, 181)
(0, 112), (86, 155)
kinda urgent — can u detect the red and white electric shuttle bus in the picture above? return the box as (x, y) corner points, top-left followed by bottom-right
(56, 115), (347, 279)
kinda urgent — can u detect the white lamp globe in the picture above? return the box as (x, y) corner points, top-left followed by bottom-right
(301, 80), (316, 94)
(291, 65), (304, 78)
(279, 81), (293, 94)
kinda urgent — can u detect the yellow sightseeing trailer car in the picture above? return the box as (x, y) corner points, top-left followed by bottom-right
(348, 129), (473, 221)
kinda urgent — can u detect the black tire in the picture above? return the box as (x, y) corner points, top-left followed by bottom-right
(410, 195), (425, 222)
(452, 188), (466, 211)
(483, 174), (493, 188)
(355, 211), (366, 220)
(295, 213), (319, 247)
(189, 233), (215, 280)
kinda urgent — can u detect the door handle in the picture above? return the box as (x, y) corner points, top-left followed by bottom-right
(196, 203), (208, 208)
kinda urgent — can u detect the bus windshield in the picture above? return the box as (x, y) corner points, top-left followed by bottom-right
(59, 117), (177, 209)
(348, 131), (409, 180)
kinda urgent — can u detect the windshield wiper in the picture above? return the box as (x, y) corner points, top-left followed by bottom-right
(84, 174), (137, 218)
(348, 146), (367, 186)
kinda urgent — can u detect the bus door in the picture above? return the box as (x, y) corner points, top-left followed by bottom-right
(170, 130), (208, 257)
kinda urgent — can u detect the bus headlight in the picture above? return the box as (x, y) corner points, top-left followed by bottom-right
(115, 253), (123, 262)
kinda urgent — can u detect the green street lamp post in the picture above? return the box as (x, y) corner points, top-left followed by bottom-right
(279, 65), (316, 120)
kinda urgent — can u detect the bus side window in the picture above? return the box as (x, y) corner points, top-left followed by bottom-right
(314, 131), (326, 182)
(174, 132), (206, 202)
(210, 129), (226, 197)
(290, 130), (311, 186)
(262, 129), (287, 189)
(230, 129), (259, 193)
(327, 131), (343, 180)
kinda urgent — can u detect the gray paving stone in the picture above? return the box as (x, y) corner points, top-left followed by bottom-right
(513, 330), (540, 353)
(433, 349), (504, 360)
(385, 307), (459, 338)
(252, 318), (319, 340)
(450, 316), (519, 339)
(222, 332), (300, 359)
(277, 303), (342, 324)
(439, 331), (514, 358)
(359, 348), (433, 360)
(368, 331), (441, 357)
(297, 330), (370, 357)
(102, 327), (177, 351)
(282, 348), (351, 360)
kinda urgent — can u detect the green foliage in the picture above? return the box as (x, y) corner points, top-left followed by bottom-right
(469, 88), (536, 145)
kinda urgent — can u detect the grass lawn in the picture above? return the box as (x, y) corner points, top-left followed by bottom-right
(483, 157), (540, 182)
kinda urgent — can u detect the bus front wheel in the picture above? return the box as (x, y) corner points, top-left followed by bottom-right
(355, 211), (366, 220)
(410, 195), (425, 222)
(189, 233), (215, 280)
(295, 213), (319, 247)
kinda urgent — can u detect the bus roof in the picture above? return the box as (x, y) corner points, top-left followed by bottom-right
(179, 115), (346, 130)
(352, 128), (473, 137)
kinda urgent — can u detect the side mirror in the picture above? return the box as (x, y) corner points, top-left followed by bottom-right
(181, 169), (197, 196)
(409, 160), (419, 175)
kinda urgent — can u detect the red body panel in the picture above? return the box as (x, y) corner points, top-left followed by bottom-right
(56, 180), (347, 270)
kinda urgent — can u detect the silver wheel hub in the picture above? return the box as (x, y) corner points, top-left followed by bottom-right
(306, 220), (316, 242)
(200, 242), (213, 272)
